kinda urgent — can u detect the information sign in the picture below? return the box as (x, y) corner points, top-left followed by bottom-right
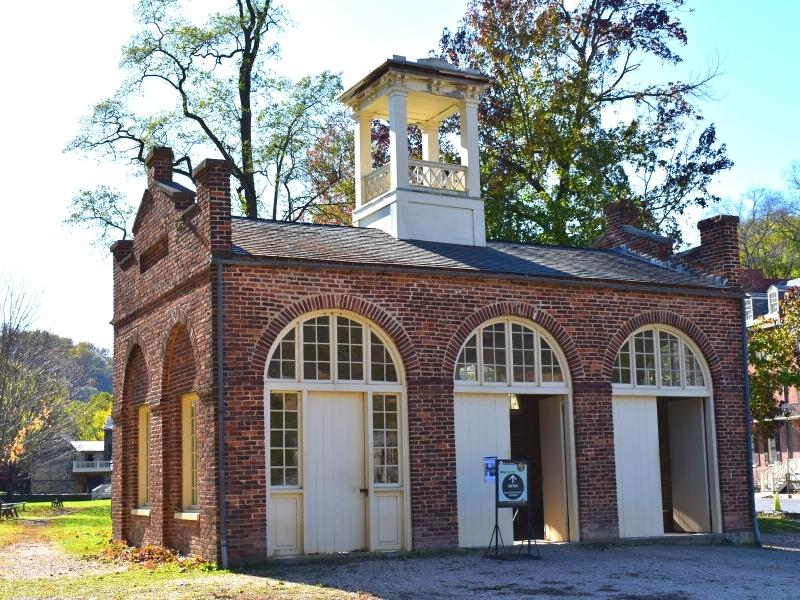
(484, 456), (497, 483)
(496, 459), (528, 507)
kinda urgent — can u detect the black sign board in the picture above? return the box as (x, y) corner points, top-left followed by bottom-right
(495, 459), (529, 508)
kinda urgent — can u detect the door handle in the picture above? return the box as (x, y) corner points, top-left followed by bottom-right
(359, 488), (369, 495)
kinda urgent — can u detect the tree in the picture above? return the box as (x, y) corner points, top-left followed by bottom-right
(437, 0), (732, 246)
(67, 0), (349, 235)
(735, 187), (800, 280)
(0, 283), (73, 495)
(69, 392), (113, 441)
(748, 288), (800, 435)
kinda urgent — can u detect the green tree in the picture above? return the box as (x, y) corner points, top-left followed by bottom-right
(736, 187), (800, 280)
(69, 392), (113, 441)
(438, 0), (732, 246)
(748, 288), (800, 434)
(67, 0), (349, 236)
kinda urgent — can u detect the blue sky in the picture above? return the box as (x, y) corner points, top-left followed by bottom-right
(0, 0), (797, 350)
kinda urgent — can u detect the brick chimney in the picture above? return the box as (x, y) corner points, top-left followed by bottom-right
(193, 158), (233, 255)
(695, 215), (741, 287)
(604, 200), (639, 236)
(594, 199), (673, 259)
(145, 146), (174, 184)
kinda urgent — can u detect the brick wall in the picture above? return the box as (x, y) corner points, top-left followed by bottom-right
(113, 150), (752, 564)
(219, 264), (751, 560)
(111, 148), (221, 561)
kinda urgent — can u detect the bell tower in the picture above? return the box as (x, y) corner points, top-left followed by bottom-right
(339, 56), (491, 246)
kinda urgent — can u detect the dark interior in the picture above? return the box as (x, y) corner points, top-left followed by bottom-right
(510, 394), (546, 540)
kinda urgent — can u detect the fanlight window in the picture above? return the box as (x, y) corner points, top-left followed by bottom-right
(267, 314), (399, 383)
(455, 319), (564, 386)
(612, 328), (706, 389)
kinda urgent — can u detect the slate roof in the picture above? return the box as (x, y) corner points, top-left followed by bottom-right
(230, 217), (729, 291)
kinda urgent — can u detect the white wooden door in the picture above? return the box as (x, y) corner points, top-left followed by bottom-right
(539, 396), (569, 541)
(612, 396), (663, 538)
(668, 398), (711, 532)
(304, 391), (366, 553)
(454, 393), (512, 547)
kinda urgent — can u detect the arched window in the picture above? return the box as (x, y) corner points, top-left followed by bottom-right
(612, 327), (707, 390)
(454, 318), (566, 389)
(267, 313), (400, 384)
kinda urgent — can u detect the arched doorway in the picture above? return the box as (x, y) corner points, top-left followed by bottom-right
(611, 325), (722, 537)
(452, 317), (578, 545)
(264, 311), (408, 556)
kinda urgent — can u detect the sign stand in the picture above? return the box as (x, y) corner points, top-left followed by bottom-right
(484, 458), (541, 560)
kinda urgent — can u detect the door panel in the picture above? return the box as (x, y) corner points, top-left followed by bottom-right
(613, 396), (663, 538)
(539, 396), (568, 541)
(454, 393), (512, 547)
(668, 398), (711, 532)
(304, 391), (366, 553)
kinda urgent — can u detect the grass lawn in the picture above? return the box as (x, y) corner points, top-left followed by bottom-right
(0, 500), (372, 599)
(757, 514), (800, 534)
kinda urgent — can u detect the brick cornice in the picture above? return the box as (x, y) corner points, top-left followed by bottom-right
(440, 301), (586, 382)
(250, 294), (420, 376)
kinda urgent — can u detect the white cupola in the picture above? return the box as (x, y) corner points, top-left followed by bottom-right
(339, 56), (491, 246)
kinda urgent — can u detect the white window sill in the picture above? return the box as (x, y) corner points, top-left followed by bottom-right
(131, 507), (151, 517)
(174, 511), (200, 521)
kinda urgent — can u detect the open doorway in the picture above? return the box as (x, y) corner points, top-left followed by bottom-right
(658, 397), (712, 533)
(613, 395), (715, 537)
(509, 394), (570, 542)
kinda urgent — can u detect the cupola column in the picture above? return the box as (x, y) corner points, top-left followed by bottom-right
(353, 113), (372, 209)
(388, 89), (409, 192)
(460, 98), (481, 197)
(421, 120), (440, 163)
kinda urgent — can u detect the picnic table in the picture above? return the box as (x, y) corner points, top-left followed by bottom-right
(0, 501), (25, 518)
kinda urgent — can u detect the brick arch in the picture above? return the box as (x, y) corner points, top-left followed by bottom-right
(120, 332), (149, 387)
(119, 341), (149, 545)
(251, 294), (420, 376)
(601, 310), (725, 387)
(159, 310), (200, 397)
(441, 302), (586, 382)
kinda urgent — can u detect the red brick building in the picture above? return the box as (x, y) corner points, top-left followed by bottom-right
(111, 59), (754, 565)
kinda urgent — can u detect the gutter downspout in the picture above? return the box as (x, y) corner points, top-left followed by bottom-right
(742, 297), (761, 546)
(215, 260), (229, 567)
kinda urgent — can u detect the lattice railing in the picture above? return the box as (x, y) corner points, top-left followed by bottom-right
(408, 159), (466, 193)
(363, 163), (391, 203)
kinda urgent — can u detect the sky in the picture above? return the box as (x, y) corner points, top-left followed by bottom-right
(0, 0), (798, 351)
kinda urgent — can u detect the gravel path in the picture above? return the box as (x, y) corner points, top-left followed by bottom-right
(0, 540), (118, 580)
(257, 540), (800, 600)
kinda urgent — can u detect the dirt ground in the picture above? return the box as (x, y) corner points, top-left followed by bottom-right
(1, 530), (798, 599)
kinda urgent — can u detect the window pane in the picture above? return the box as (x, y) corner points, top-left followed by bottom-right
(613, 341), (632, 384)
(268, 329), (296, 380)
(684, 344), (705, 387)
(659, 331), (681, 387)
(303, 317), (331, 380)
(269, 392), (300, 487)
(373, 393), (400, 484)
(455, 334), (478, 381)
(370, 332), (399, 382)
(337, 317), (364, 381)
(511, 324), (537, 383)
(634, 331), (656, 386)
(540, 338), (563, 383)
(482, 323), (507, 383)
